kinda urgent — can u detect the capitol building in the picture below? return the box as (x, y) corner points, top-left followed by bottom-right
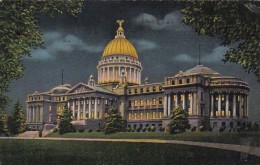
(26, 21), (250, 131)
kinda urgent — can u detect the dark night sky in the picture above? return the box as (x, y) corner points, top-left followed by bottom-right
(6, 2), (260, 121)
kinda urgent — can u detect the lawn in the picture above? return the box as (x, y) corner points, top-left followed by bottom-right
(47, 131), (260, 147)
(0, 139), (259, 165)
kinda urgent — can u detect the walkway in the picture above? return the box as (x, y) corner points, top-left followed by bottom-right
(1, 137), (259, 157)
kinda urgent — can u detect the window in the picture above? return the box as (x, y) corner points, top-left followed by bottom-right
(97, 100), (100, 104)
(146, 99), (150, 106)
(140, 88), (143, 93)
(188, 94), (191, 100)
(146, 112), (149, 119)
(159, 97), (162, 104)
(159, 86), (162, 91)
(187, 78), (190, 84)
(87, 100), (89, 104)
(159, 112), (162, 118)
(201, 92), (204, 101)
(49, 106), (52, 111)
(134, 113), (137, 119)
(221, 95), (224, 101)
(146, 87), (150, 92)
(140, 112), (143, 119)
(105, 99), (108, 105)
(81, 101), (84, 105)
(179, 79), (182, 84)
(129, 89), (132, 94)
(128, 113), (132, 120)
(134, 100), (138, 106)
(152, 98), (156, 105)
(134, 89), (137, 94)
(140, 99), (144, 106)
(128, 100), (131, 107)
(92, 100), (94, 105)
(153, 86), (156, 92)
(152, 112), (156, 119)
(171, 80), (175, 85)
(76, 101), (78, 105)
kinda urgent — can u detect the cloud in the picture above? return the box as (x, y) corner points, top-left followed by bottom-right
(174, 54), (194, 62)
(174, 46), (230, 63)
(131, 39), (158, 52)
(27, 32), (103, 61)
(133, 11), (191, 31)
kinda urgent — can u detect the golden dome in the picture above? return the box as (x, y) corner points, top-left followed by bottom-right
(102, 20), (139, 59)
(102, 38), (138, 59)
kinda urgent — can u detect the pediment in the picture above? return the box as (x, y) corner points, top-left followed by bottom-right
(67, 83), (94, 94)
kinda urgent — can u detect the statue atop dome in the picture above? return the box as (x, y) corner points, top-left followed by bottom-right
(115, 20), (125, 39)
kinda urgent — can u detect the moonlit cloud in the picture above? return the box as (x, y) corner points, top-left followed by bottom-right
(131, 39), (158, 52)
(27, 32), (103, 61)
(133, 11), (191, 31)
(173, 46), (230, 63)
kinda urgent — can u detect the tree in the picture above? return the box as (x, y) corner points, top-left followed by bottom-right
(181, 1), (260, 81)
(8, 101), (26, 135)
(0, 0), (83, 110)
(168, 106), (189, 134)
(58, 105), (73, 135)
(103, 106), (126, 134)
(0, 110), (8, 135)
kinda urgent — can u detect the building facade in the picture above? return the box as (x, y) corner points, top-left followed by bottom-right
(26, 20), (250, 131)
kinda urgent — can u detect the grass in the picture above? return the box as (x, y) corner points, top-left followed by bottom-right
(0, 139), (259, 165)
(47, 131), (260, 147)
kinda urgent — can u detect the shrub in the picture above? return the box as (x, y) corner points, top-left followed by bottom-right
(147, 126), (151, 132)
(236, 126), (241, 132)
(199, 125), (205, 132)
(252, 122), (259, 132)
(162, 127), (166, 132)
(142, 127), (147, 132)
(126, 127), (131, 132)
(191, 126), (196, 132)
(96, 128), (101, 132)
(151, 126), (156, 132)
(136, 127), (141, 132)
(219, 127), (225, 133)
(208, 127), (213, 132)
(78, 127), (85, 133)
(131, 129), (135, 132)
(159, 126), (163, 132)
(88, 129), (92, 133)
(53, 128), (58, 133)
(38, 131), (42, 137)
(186, 124), (191, 130)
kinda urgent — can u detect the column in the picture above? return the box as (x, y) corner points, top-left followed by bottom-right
(163, 95), (167, 117)
(40, 106), (43, 122)
(210, 94), (214, 117)
(36, 106), (38, 122)
(190, 93), (193, 115)
(88, 97), (92, 119)
(225, 95), (229, 117)
(94, 97), (98, 119)
(26, 107), (29, 122)
(102, 68), (105, 83)
(167, 94), (171, 116)
(182, 93), (186, 110)
(233, 94), (236, 117)
(135, 69), (137, 83)
(175, 93), (178, 107)
(129, 68), (132, 82)
(67, 101), (70, 110)
(218, 94), (221, 117)
(239, 95), (242, 117)
(77, 99), (80, 120)
(113, 67), (115, 81)
(73, 100), (75, 119)
(246, 95), (249, 117)
(28, 107), (31, 122)
(107, 67), (110, 82)
(32, 106), (35, 122)
(83, 98), (86, 119)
